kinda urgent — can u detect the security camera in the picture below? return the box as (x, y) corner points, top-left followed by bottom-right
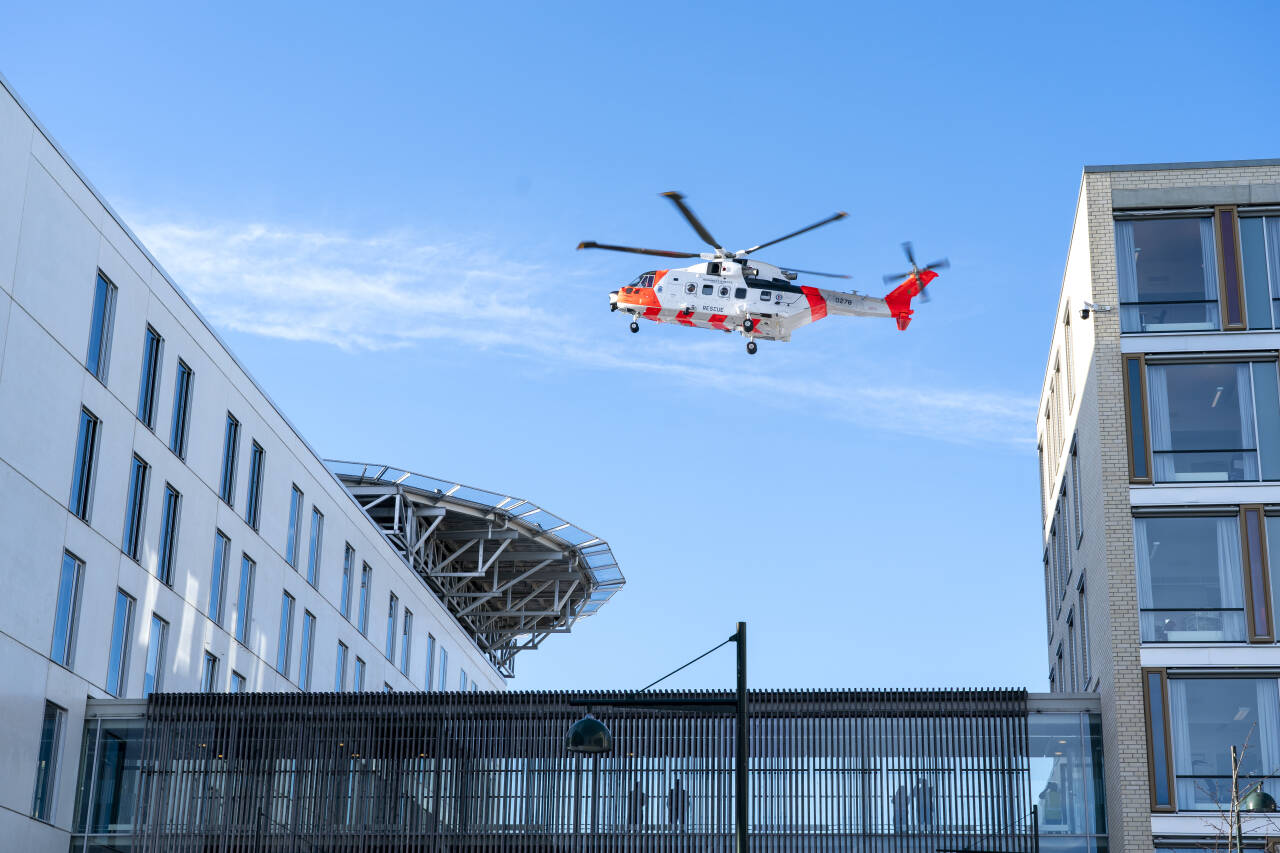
(1080, 301), (1113, 320)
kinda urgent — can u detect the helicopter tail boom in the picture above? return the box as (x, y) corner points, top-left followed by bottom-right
(882, 270), (938, 331)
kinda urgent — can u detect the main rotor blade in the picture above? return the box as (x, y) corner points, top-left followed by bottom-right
(660, 191), (721, 250)
(882, 271), (914, 283)
(780, 267), (852, 280)
(740, 211), (848, 255)
(577, 241), (701, 259)
(924, 258), (950, 271)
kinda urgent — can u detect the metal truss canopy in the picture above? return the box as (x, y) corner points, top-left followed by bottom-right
(327, 460), (624, 678)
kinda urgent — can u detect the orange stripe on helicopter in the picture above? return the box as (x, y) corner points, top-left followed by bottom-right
(800, 286), (827, 321)
(676, 309), (696, 327)
(644, 306), (661, 319)
(709, 314), (730, 331)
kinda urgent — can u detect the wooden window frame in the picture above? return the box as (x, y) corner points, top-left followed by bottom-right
(1142, 667), (1176, 812)
(1216, 206), (1247, 330)
(1241, 505), (1275, 643)
(1123, 354), (1153, 483)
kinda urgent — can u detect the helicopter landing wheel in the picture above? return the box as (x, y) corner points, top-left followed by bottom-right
(746, 340), (758, 355)
(629, 321), (639, 333)
(743, 318), (755, 333)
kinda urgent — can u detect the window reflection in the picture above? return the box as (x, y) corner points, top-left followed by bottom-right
(1029, 712), (1106, 843)
(1168, 678), (1280, 810)
(1146, 362), (1280, 482)
(1135, 517), (1246, 642)
(1117, 218), (1219, 333)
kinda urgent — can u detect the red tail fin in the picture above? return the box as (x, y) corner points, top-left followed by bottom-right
(883, 270), (939, 331)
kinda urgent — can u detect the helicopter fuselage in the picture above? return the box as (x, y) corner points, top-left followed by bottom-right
(610, 258), (897, 342)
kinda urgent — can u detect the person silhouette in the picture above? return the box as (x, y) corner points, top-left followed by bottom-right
(912, 777), (934, 827)
(893, 783), (911, 833)
(667, 777), (688, 829)
(627, 780), (647, 827)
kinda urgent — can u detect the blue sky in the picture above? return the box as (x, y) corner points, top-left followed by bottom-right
(5, 1), (1280, 693)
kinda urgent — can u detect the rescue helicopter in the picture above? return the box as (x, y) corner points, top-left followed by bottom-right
(579, 192), (948, 354)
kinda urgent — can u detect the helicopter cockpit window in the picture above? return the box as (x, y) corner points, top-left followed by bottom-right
(734, 287), (747, 299)
(640, 273), (655, 287)
(701, 284), (714, 296)
(759, 290), (772, 301)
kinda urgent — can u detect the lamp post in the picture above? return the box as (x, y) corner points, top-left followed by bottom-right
(565, 621), (749, 852)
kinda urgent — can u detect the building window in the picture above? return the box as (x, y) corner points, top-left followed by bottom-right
(460, 669), (468, 691)
(1241, 215), (1280, 329)
(277, 591), (295, 677)
(299, 611), (316, 690)
(1066, 610), (1078, 691)
(142, 614), (168, 697)
(30, 701), (66, 822)
(1140, 359), (1280, 483)
(157, 484), (181, 586)
(201, 651), (218, 692)
(219, 414), (240, 506)
(307, 508), (324, 586)
(426, 633), (437, 691)
(51, 551), (84, 668)
(1135, 515), (1245, 642)
(122, 455), (150, 561)
(244, 442), (264, 530)
(106, 589), (135, 696)
(285, 485), (303, 567)
(1243, 507), (1274, 642)
(235, 555), (255, 644)
(1078, 577), (1090, 688)
(335, 641), (348, 691)
(230, 671), (246, 693)
(383, 683), (393, 693)
(69, 407), (100, 521)
(85, 271), (117, 382)
(354, 656), (366, 691)
(1054, 646), (1064, 693)
(209, 531), (230, 626)
(340, 544), (354, 620)
(439, 647), (448, 691)
(1116, 217), (1220, 332)
(136, 325), (163, 428)
(357, 563), (371, 636)
(401, 609), (413, 676)
(1143, 669), (1174, 810)
(169, 359), (193, 459)
(1124, 356), (1151, 482)
(1070, 439), (1083, 547)
(1167, 677), (1280, 810)
(385, 593), (398, 661)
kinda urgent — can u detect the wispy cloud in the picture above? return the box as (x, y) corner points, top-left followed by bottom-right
(131, 217), (1036, 446)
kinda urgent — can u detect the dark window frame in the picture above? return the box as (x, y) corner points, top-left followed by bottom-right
(69, 407), (101, 521)
(1123, 355), (1153, 483)
(85, 271), (117, 383)
(219, 414), (240, 506)
(1143, 667), (1176, 811)
(122, 454), (151, 562)
(157, 483), (181, 586)
(1241, 505), (1275, 643)
(169, 359), (194, 459)
(244, 441), (265, 530)
(136, 325), (164, 429)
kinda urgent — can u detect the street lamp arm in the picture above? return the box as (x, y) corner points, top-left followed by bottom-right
(631, 635), (736, 695)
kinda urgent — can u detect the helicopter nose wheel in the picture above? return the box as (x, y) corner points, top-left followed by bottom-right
(629, 321), (639, 334)
(746, 340), (758, 355)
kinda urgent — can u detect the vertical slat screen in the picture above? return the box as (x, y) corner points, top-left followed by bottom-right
(133, 688), (1033, 852)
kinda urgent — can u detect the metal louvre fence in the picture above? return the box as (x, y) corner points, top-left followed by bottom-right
(132, 689), (1034, 853)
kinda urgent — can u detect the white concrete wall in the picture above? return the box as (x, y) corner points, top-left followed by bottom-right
(0, 76), (503, 848)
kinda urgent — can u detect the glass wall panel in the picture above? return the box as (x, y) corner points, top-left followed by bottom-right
(1240, 216), (1280, 329)
(1169, 677), (1280, 809)
(1117, 218), (1220, 332)
(1146, 362), (1271, 482)
(1135, 516), (1246, 642)
(74, 717), (144, 836)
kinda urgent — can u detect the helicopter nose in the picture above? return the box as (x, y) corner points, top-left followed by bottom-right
(609, 291), (619, 312)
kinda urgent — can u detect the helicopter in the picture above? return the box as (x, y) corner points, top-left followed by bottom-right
(579, 192), (948, 354)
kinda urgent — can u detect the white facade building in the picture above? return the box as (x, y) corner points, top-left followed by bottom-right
(0, 75), (621, 851)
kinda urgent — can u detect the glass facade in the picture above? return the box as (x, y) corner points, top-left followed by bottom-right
(73, 716), (144, 848)
(1029, 711), (1107, 853)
